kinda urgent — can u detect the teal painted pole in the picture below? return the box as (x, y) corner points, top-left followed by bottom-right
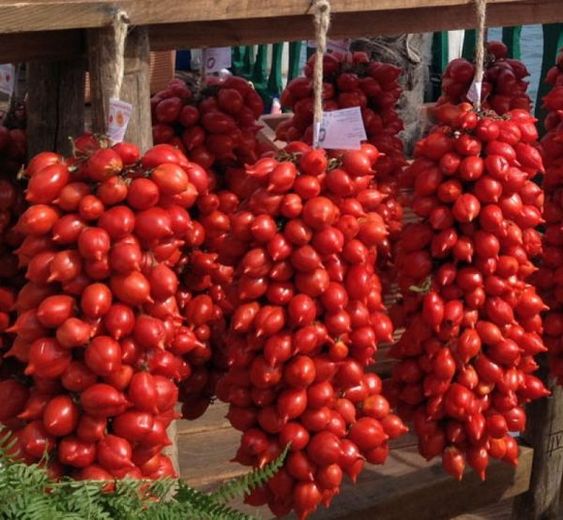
(288, 41), (303, 81)
(535, 23), (563, 131)
(502, 26), (522, 59)
(462, 29), (476, 60)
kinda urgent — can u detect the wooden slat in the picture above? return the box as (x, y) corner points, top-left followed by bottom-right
(0, 30), (83, 63)
(320, 446), (533, 520)
(0, 0), (559, 63)
(0, 0), (549, 33)
(148, 1), (562, 49)
(178, 410), (533, 520)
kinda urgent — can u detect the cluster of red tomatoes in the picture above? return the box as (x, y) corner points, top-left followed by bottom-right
(437, 41), (532, 115)
(151, 76), (265, 170)
(188, 141), (406, 519)
(0, 125), (26, 176)
(535, 49), (563, 381)
(0, 136), (210, 482)
(277, 51), (405, 245)
(389, 102), (549, 480)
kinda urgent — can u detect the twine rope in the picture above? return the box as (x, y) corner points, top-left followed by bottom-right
(312, 0), (331, 142)
(110, 9), (130, 100)
(473, 0), (487, 110)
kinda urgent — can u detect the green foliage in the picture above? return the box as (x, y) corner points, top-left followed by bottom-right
(0, 424), (288, 520)
(212, 444), (290, 504)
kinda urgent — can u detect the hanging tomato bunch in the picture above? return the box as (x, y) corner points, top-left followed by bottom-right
(4, 137), (209, 481)
(277, 51), (405, 244)
(437, 41), (531, 115)
(535, 49), (563, 381)
(198, 142), (406, 519)
(389, 102), (549, 481)
(0, 169), (28, 434)
(151, 76), (265, 170)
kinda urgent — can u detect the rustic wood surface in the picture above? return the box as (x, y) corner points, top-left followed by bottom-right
(512, 373), (563, 520)
(177, 402), (533, 520)
(0, 0), (561, 63)
(87, 26), (152, 152)
(0, 0), (554, 32)
(26, 59), (86, 157)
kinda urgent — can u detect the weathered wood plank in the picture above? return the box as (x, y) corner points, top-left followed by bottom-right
(87, 25), (152, 151)
(0, 0), (546, 33)
(512, 374), (563, 520)
(0, 0), (560, 63)
(148, 1), (561, 49)
(178, 414), (533, 520)
(0, 30), (83, 63)
(322, 446), (532, 520)
(26, 58), (85, 157)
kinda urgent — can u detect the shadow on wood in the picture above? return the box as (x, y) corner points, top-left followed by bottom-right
(177, 403), (533, 520)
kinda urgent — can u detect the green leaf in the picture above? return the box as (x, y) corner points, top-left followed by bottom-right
(0, 423), (283, 520)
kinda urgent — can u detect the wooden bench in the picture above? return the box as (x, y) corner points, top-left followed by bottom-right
(177, 403), (533, 520)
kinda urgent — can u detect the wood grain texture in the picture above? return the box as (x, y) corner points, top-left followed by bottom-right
(512, 374), (563, 520)
(177, 405), (533, 519)
(0, 0), (539, 32)
(0, 0), (559, 63)
(148, 0), (563, 49)
(26, 59), (85, 157)
(87, 25), (152, 152)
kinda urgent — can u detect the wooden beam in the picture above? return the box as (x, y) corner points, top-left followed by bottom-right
(0, 0), (559, 64)
(0, 30), (83, 63)
(0, 0), (557, 33)
(26, 59), (85, 157)
(148, 0), (563, 49)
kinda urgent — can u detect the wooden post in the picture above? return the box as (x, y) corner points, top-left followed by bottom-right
(26, 59), (86, 157)
(512, 366), (563, 520)
(87, 25), (153, 152)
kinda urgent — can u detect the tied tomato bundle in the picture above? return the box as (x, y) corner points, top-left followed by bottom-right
(151, 76), (265, 170)
(4, 136), (209, 481)
(277, 51), (405, 244)
(202, 142), (406, 519)
(0, 165), (29, 436)
(534, 48), (563, 381)
(437, 41), (531, 116)
(389, 102), (549, 481)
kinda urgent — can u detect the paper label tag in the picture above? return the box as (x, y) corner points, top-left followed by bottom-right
(0, 64), (15, 97)
(203, 47), (232, 73)
(316, 107), (367, 150)
(308, 39), (350, 53)
(107, 98), (132, 144)
(467, 79), (483, 105)
(327, 39), (351, 53)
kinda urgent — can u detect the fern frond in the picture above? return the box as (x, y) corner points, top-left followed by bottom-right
(0, 422), (282, 519)
(212, 444), (290, 504)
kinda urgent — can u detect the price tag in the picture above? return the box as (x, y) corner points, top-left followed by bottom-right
(467, 79), (483, 105)
(107, 98), (132, 144)
(0, 64), (15, 97)
(314, 107), (367, 150)
(203, 47), (232, 74)
(327, 39), (351, 53)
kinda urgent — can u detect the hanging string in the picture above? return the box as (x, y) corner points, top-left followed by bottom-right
(312, 0), (331, 147)
(472, 0), (487, 110)
(110, 9), (130, 100)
